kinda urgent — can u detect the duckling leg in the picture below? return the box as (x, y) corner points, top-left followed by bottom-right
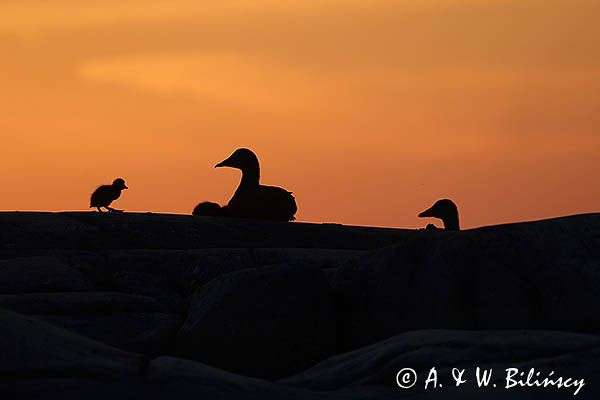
(96, 207), (103, 213)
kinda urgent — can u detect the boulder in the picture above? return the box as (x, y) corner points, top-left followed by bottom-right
(0, 309), (144, 378)
(253, 248), (366, 269)
(176, 248), (256, 295)
(176, 264), (336, 379)
(0, 309), (311, 400)
(331, 216), (600, 351)
(281, 329), (600, 398)
(0, 292), (167, 315)
(0, 257), (94, 294)
(111, 271), (185, 313)
(103, 250), (183, 274)
(1, 211), (413, 251)
(38, 313), (183, 355)
(176, 248), (364, 297)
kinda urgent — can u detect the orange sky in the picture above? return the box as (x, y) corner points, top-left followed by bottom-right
(1, 0), (599, 228)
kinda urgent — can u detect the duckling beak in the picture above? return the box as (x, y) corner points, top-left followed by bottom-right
(418, 206), (436, 218)
(123, 185), (128, 190)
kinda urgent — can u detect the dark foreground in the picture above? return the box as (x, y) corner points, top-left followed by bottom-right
(0, 212), (599, 399)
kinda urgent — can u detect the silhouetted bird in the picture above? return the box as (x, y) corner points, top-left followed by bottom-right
(418, 199), (460, 230)
(90, 178), (128, 213)
(192, 201), (228, 217)
(215, 148), (297, 221)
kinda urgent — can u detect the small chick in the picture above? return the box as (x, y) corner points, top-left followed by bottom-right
(418, 199), (460, 231)
(192, 202), (228, 217)
(90, 178), (128, 213)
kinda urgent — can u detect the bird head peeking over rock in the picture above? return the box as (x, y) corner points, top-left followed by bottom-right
(215, 148), (297, 221)
(418, 199), (460, 231)
(90, 178), (128, 213)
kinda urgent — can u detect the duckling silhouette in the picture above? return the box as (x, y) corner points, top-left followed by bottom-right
(215, 148), (297, 221)
(90, 178), (128, 213)
(192, 201), (228, 217)
(418, 199), (460, 230)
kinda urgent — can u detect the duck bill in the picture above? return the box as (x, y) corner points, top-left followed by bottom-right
(418, 206), (435, 218)
(123, 185), (129, 190)
(215, 158), (231, 168)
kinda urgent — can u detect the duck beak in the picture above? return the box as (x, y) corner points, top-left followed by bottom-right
(215, 157), (231, 168)
(418, 206), (435, 218)
(123, 185), (129, 189)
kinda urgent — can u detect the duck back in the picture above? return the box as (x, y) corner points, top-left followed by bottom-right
(90, 185), (121, 207)
(228, 184), (297, 221)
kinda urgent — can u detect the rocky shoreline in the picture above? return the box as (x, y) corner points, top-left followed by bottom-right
(1, 212), (598, 399)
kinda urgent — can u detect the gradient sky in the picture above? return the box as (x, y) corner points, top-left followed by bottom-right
(1, 0), (599, 228)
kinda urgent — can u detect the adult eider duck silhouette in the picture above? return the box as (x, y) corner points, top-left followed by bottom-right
(192, 201), (228, 217)
(418, 199), (460, 230)
(90, 178), (128, 212)
(215, 148), (297, 221)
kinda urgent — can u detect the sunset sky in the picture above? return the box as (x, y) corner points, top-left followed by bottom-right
(1, 0), (598, 228)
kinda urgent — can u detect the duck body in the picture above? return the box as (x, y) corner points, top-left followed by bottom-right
(90, 178), (128, 212)
(216, 148), (297, 221)
(227, 183), (297, 221)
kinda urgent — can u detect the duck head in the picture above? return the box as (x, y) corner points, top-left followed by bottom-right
(112, 178), (128, 190)
(215, 148), (260, 183)
(215, 148), (259, 170)
(418, 199), (459, 230)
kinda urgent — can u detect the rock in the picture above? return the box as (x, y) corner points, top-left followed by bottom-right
(0, 292), (168, 315)
(147, 356), (314, 399)
(176, 248), (365, 297)
(176, 264), (336, 379)
(176, 249), (256, 295)
(104, 250), (183, 274)
(61, 251), (110, 287)
(1, 212), (600, 399)
(0, 211), (413, 251)
(23, 250), (110, 287)
(4, 307), (597, 399)
(253, 248), (366, 269)
(0, 212), (100, 252)
(0, 257), (94, 294)
(111, 271), (185, 313)
(112, 271), (168, 293)
(331, 216), (600, 351)
(0, 309), (144, 378)
(0, 309), (311, 400)
(37, 313), (183, 355)
(281, 329), (600, 398)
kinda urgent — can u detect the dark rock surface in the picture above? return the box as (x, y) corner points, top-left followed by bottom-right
(2, 309), (599, 399)
(0, 211), (599, 398)
(37, 312), (183, 354)
(330, 214), (600, 351)
(0, 309), (144, 378)
(0, 257), (95, 294)
(281, 329), (600, 398)
(0, 212), (412, 251)
(176, 263), (336, 379)
(0, 292), (168, 314)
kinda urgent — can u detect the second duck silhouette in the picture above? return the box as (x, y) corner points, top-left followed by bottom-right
(215, 148), (297, 221)
(418, 199), (460, 230)
(192, 201), (228, 217)
(90, 178), (128, 213)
